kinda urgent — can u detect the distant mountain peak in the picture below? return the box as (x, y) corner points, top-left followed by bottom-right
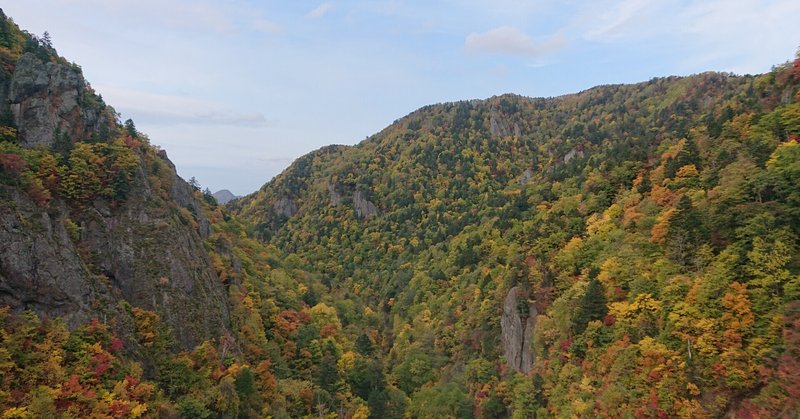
(212, 189), (238, 204)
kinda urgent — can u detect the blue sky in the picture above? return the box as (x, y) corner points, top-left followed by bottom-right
(5, 0), (799, 195)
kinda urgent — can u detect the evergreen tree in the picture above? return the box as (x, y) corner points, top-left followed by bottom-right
(188, 176), (200, 191)
(667, 195), (706, 268)
(203, 187), (217, 206)
(317, 341), (340, 394)
(40, 31), (52, 49)
(0, 9), (11, 49)
(355, 333), (374, 355)
(124, 118), (138, 138)
(574, 278), (607, 335)
(665, 138), (701, 179)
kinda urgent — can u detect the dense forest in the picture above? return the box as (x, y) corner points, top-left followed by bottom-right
(1, 8), (800, 418)
(230, 50), (800, 417)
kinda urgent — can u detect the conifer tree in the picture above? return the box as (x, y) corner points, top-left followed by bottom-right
(574, 278), (607, 335)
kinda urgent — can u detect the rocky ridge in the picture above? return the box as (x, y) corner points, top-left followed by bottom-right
(0, 33), (230, 350)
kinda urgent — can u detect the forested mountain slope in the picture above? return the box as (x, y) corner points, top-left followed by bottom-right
(0, 9), (231, 351)
(0, 10), (330, 418)
(1, 6), (799, 417)
(232, 55), (800, 416)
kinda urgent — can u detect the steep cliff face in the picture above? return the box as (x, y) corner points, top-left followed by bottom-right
(500, 286), (536, 374)
(0, 21), (230, 350)
(353, 189), (379, 218)
(0, 189), (119, 328)
(5, 53), (113, 148)
(273, 196), (298, 218)
(76, 159), (230, 349)
(0, 153), (231, 350)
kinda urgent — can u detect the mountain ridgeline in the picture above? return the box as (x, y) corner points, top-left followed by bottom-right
(1, 8), (800, 418)
(232, 60), (800, 417)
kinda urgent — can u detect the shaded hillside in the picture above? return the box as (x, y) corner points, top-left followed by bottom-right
(233, 56), (800, 416)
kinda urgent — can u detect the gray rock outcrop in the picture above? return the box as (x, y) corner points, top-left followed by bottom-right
(0, 49), (230, 350)
(327, 182), (342, 207)
(274, 196), (298, 218)
(489, 112), (522, 138)
(0, 191), (113, 329)
(7, 53), (110, 148)
(0, 165), (232, 350)
(82, 176), (229, 349)
(518, 168), (534, 186)
(353, 190), (379, 218)
(501, 286), (537, 373)
(563, 146), (585, 164)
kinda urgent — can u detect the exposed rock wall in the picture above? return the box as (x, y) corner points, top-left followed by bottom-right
(6, 53), (111, 148)
(327, 182), (342, 207)
(563, 146), (585, 164)
(489, 112), (522, 138)
(0, 164), (231, 350)
(501, 286), (537, 373)
(0, 51), (230, 350)
(353, 189), (379, 218)
(274, 196), (298, 218)
(82, 170), (229, 349)
(0, 190), (117, 328)
(518, 168), (534, 186)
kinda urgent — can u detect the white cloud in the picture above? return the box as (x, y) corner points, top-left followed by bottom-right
(308, 2), (333, 19)
(445, 0), (548, 19)
(677, 0), (800, 73)
(571, 0), (800, 74)
(582, 0), (666, 41)
(96, 86), (268, 127)
(465, 26), (566, 57)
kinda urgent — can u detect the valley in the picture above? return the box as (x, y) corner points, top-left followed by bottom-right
(1, 8), (800, 418)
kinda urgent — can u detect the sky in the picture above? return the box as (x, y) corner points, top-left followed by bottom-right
(4, 0), (800, 195)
